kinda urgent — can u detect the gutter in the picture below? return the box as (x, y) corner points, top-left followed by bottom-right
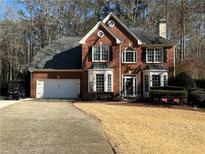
(28, 68), (82, 72)
(140, 44), (174, 47)
(119, 41), (123, 96)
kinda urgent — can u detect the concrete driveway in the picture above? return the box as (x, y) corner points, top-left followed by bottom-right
(0, 100), (114, 154)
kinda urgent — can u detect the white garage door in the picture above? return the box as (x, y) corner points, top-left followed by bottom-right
(36, 79), (80, 98)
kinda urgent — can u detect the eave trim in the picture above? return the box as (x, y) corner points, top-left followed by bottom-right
(79, 21), (121, 44)
(102, 13), (144, 45)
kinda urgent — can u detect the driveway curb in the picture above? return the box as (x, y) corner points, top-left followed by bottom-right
(73, 103), (116, 154)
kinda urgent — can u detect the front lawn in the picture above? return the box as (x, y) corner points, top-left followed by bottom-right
(74, 103), (205, 154)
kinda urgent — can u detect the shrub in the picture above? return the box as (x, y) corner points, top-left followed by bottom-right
(113, 93), (123, 101)
(195, 80), (205, 90)
(96, 92), (114, 101)
(175, 72), (197, 90)
(82, 92), (97, 101)
(150, 86), (188, 104)
(188, 89), (205, 107)
(82, 92), (114, 101)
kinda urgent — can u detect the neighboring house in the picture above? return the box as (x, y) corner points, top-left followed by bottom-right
(30, 13), (175, 99)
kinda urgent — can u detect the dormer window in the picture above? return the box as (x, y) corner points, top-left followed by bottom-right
(108, 20), (115, 28)
(146, 48), (163, 63)
(92, 45), (110, 62)
(122, 48), (137, 63)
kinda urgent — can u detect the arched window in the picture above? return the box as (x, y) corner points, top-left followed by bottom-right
(122, 47), (136, 63)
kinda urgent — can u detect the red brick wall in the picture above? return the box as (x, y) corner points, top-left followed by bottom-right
(82, 25), (121, 95)
(167, 47), (174, 80)
(81, 18), (177, 97)
(81, 22), (142, 95)
(31, 71), (81, 98)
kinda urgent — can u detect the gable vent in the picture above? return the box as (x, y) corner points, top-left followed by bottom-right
(108, 20), (115, 28)
(97, 30), (104, 37)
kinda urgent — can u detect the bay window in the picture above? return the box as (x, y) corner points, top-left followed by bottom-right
(88, 70), (113, 92)
(143, 70), (168, 97)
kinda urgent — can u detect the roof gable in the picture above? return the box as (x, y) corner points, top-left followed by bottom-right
(102, 13), (143, 45)
(79, 21), (121, 44)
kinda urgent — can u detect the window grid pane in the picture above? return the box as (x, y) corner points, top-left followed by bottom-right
(96, 74), (104, 92)
(163, 75), (167, 86)
(146, 48), (163, 63)
(123, 48), (136, 63)
(107, 74), (112, 92)
(147, 49), (154, 62)
(101, 46), (109, 61)
(155, 49), (162, 62)
(152, 75), (161, 86)
(93, 45), (109, 61)
(125, 52), (134, 62)
(93, 46), (100, 61)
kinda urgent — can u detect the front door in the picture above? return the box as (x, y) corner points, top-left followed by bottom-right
(122, 76), (136, 97)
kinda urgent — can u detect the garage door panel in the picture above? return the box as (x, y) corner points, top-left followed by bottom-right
(36, 79), (80, 98)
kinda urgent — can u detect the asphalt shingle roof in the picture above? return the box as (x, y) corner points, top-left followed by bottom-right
(130, 28), (174, 46)
(31, 27), (174, 70)
(31, 37), (82, 69)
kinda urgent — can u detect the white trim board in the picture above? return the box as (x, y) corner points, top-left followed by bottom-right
(102, 13), (144, 45)
(79, 21), (121, 44)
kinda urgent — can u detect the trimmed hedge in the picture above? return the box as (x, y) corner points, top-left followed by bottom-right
(82, 92), (114, 101)
(151, 86), (186, 91)
(149, 86), (188, 104)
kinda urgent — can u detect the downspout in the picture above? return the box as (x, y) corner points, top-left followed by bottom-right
(173, 45), (176, 78)
(29, 67), (34, 98)
(30, 71), (32, 97)
(119, 41), (123, 96)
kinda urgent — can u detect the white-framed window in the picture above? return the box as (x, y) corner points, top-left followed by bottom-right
(88, 70), (113, 92)
(92, 45), (110, 62)
(96, 74), (105, 92)
(152, 75), (161, 86)
(142, 70), (168, 97)
(146, 48), (163, 63)
(122, 48), (136, 63)
(107, 74), (112, 92)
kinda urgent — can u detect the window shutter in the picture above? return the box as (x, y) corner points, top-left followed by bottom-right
(163, 47), (167, 63)
(88, 46), (92, 61)
(134, 51), (137, 62)
(109, 46), (113, 61)
(142, 47), (146, 63)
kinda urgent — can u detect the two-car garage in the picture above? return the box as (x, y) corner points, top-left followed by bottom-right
(31, 70), (82, 99)
(36, 79), (80, 99)
(29, 37), (83, 99)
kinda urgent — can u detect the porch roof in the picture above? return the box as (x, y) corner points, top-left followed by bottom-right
(143, 64), (167, 70)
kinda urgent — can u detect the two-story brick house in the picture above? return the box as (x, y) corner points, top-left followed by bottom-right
(30, 13), (175, 99)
